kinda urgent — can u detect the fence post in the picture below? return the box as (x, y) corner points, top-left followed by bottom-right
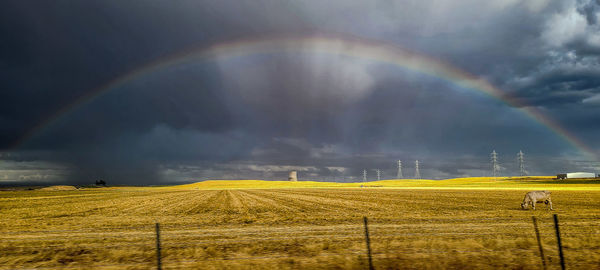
(156, 223), (162, 270)
(553, 214), (565, 270)
(363, 217), (374, 270)
(532, 216), (547, 270)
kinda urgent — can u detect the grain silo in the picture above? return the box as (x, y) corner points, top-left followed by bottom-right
(288, 170), (298, 181)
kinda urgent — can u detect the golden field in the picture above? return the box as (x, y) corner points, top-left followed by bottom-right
(1, 177), (600, 269)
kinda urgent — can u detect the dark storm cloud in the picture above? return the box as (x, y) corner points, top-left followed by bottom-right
(0, 0), (312, 149)
(506, 68), (600, 107)
(1, 0), (599, 184)
(14, 62), (240, 184)
(0, 0), (314, 184)
(500, 0), (600, 108)
(577, 0), (600, 25)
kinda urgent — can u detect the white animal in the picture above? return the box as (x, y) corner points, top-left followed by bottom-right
(521, 190), (553, 210)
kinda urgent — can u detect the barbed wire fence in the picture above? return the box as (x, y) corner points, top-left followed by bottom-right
(3, 214), (600, 269)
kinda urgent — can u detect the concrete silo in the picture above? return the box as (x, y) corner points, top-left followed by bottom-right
(288, 170), (298, 181)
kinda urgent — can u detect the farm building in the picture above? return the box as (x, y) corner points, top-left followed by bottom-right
(561, 172), (597, 179)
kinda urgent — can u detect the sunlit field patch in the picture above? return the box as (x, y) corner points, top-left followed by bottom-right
(172, 176), (600, 191)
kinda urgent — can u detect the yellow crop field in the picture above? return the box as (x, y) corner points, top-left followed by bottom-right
(172, 176), (598, 190)
(2, 178), (600, 269)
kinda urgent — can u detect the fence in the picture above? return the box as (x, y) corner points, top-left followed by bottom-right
(3, 214), (600, 269)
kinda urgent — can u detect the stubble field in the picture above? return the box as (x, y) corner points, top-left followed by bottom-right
(1, 179), (600, 269)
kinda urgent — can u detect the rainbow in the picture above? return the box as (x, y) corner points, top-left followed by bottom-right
(13, 32), (597, 159)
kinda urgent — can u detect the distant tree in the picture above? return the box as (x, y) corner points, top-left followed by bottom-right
(95, 179), (106, 186)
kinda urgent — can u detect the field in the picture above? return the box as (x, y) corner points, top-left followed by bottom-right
(2, 177), (600, 269)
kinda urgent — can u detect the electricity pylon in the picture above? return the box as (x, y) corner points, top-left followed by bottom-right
(518, 150), (526, 176)
(415, 160), (421, 179)
(397, 160), (403, 179)
(491, 150), (499, 178)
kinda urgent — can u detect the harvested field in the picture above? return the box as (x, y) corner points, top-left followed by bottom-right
(2, 183), (600, 269)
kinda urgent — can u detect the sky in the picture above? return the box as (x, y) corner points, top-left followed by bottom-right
(1, 0), (600, 185)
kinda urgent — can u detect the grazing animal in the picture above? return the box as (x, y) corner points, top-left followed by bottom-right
(521, 191), (553, 210)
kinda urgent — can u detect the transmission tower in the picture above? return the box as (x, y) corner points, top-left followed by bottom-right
(376, 169), (381, 181)
(517, 150), (526, 176)
(397, 160), (403, 179)
(363, 169), (367, 182)
(414, 160), (421, 179)
(491, 150), (499, 178)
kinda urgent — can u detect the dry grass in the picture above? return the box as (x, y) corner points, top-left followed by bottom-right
(2, 179), (600, 269)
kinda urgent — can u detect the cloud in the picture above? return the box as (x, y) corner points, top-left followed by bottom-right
(542, 4), (588, 47)
(582, 93), (600, 104)
(577, 0), (600, 25)
(539, 1), (600, 55)
(216, 50), (375, 111)
(0, 159), (69, 184)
